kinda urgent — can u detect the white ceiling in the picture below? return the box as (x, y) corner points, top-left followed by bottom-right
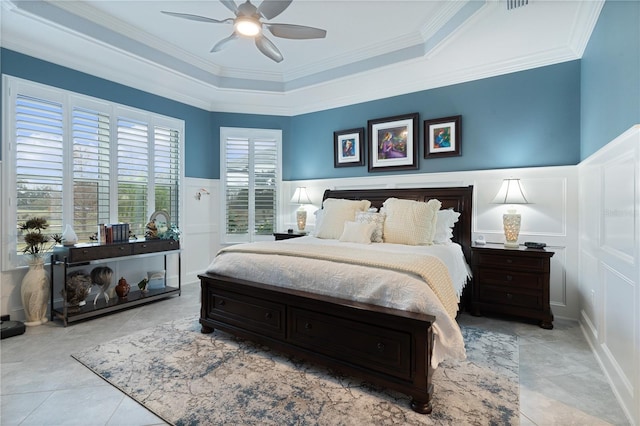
(1, 0), (603, 115)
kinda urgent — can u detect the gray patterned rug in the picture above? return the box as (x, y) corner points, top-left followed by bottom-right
(72, 316), (519, 425)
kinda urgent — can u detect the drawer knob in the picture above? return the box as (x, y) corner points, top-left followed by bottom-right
(218, 299), (226, 306)
(264, 312), (273, 320)
(304, 322), (312, 330)
(506, 259), (513, 264)
(119, 246), (125, 251)
(142, 244), (147, 248)
(82, 250), (88, 254)
(506, 275), (513, 281)
(507, 293), (513, 300)
(377, 342), (385, 352)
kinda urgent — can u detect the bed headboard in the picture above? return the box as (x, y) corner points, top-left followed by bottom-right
(322, 186), (474, 262)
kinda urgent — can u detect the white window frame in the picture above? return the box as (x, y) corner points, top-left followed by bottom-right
(1, 75), (185, 270)
(220, 127), (282, 244)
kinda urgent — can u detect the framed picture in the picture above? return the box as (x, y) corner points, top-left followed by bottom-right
(334, 127), (365, 167)
(424, 115), (462, 158)
(367, 112), (419, 172)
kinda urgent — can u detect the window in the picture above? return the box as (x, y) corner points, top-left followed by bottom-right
(2, 76), (183, 269)
(220, 127), (282, 244)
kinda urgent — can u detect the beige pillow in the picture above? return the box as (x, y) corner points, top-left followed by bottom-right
(315, 198), (372, 239)
(382, 198), (442, 245)
(339, 221), (376, 244)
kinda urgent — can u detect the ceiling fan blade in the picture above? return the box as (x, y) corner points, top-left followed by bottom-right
(211, 33), (238, 52)
(161, 11), (232, 24)
(265, 23), (327, 39)
(219, 0), (239, 15)
(255, 35), (283, 63)
(257, 0), (292, 20)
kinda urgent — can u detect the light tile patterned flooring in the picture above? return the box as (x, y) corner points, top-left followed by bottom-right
(1, 283), (630, 425)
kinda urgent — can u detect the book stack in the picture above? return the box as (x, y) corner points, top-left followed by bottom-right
(99, 223), (130, 244)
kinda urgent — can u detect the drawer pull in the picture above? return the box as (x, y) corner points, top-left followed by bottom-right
(377, 342), (385, 352)
(119, 246), (125, 251)
(82, 250), (88, 254)
(304, 322), (312, 330)
(506, 259), (513, 264)
(264, 312), (273, 320)
(142, 244), (147, 248)
(506, 275), (513, 281)
(218, 299), (226, 306)
(507, 293), (513, 300)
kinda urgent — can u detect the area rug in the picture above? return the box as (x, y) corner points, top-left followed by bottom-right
(72, 316), (519, 425)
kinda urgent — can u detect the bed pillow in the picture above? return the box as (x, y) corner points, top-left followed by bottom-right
(339, 221), (376, 244)
(433, 209), (461, 244)
(315, 198), (372, 239)
(382, 198), (441, 245)
(355, 211), (386, 243)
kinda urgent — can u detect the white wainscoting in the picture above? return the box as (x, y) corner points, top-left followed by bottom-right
(578, 125), (639, 426)
(281, 165), (579, 320)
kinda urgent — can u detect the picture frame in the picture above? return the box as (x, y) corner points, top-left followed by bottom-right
(334, 127), (365, 167)
(367, 112), (419, 172)
(424, 115), (462, 158)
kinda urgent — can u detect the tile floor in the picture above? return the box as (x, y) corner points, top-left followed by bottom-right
(1, 282), (631, 425)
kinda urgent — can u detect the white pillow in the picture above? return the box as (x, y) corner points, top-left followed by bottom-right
(433, 209), (461, 244)
(315, 198), (372, 239)
(382, 198), (441, 245)
(355, 211), (385, 243)
(339, 221), (376, 244)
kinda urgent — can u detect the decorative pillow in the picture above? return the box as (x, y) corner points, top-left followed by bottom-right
(433, 209), (461, 244)
(382, 198), (441, 245)
(355, 211), (386, 243)
(315, 198), (372, 239)
(339, 221), (376, 244)
(311, 208), (324, 236)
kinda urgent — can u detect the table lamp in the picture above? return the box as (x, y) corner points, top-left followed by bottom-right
(290, 187), (311, 232)
(491, 178), (529, 248)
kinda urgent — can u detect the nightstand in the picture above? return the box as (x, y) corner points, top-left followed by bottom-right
(273, 232), (307, 241)
(470, 242), (554, 329)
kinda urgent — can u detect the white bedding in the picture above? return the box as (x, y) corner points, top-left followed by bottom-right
(206, 236), (470, 368)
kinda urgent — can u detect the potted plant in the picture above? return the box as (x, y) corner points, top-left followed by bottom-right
(18, 217), (62, 326)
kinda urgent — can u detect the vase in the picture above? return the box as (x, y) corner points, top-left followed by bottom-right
(115, 277), (130, 299)
(62, 224), (78, 246)
(21, 257), (50, 326)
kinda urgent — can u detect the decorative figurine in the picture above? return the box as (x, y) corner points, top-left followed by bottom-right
(91, 266), (113, 305)
(137, 277), (149, 293)
(62, 271), (92, 309)
(145, 220), (159, 239)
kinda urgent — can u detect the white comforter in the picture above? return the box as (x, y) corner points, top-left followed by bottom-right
(206, 236), (470, 368)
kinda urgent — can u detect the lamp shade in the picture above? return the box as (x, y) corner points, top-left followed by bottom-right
(290, 187), (311, 205)
(491, 179), (529, 204)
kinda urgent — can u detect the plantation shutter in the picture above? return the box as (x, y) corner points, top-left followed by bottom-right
(72, 106), (111, 242)
(221, 128), (281, 243)
(15, 94), (64, 251)
(154, 125), (180, 228)
(117, 117), (149, 237)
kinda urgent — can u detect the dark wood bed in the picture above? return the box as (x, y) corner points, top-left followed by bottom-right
(199, 185), (473, 414)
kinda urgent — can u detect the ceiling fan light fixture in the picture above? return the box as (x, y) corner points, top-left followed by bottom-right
(235, 16), (261, 36)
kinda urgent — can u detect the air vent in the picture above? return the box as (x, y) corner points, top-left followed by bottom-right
(507, 0), (528, 10)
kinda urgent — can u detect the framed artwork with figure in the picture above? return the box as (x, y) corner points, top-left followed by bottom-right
(334, 127), (365, 167)
(424, 115), (461, 158)
(367, 112), (419, 172)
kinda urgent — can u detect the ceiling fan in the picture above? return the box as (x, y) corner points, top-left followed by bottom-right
(161, 0), (327, 63)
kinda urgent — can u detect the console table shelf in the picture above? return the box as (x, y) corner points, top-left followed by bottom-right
(50, 239), (181, 326)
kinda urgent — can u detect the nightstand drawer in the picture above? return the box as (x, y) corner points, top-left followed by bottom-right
(475, 269), (542, 290)
(478, 285), (542, 309)
(475, 252), (546, 271)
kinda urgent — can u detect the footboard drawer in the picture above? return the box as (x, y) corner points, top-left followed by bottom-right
(288, 307), (412, 380)
(204, 288), (285, 339)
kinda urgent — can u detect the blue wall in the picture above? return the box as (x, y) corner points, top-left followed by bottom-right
(581, 0), (640, 160)
(288, 61), (581, 180)
(1, 48), (583, 181)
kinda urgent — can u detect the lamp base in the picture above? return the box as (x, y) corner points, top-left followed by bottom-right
(296, 208), (307, 232)
(503, 210), (521, 249)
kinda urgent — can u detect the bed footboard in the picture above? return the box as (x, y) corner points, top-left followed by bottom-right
(199, 272), (436, 414)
